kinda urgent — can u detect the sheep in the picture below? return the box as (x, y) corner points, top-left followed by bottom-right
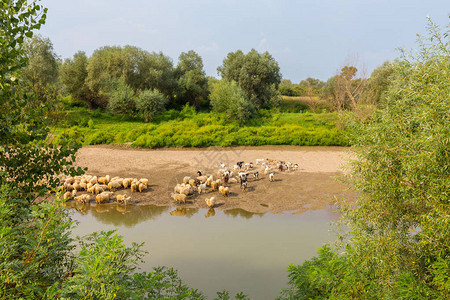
(255, 158), (265, 164)
(197, 170), (203, 176)
(71, 189), (77, 198)
(130, 183), (137, 193)
(74, 194), (91, 204)
(108, 181), (122, 191)
(293, 163), (299, 170)
(198, 182), (207, 194)
(72, 182), (81, 192)
(197, 175), (208, 183)
(236, 161), (244, 169)
(218, 186), (229, 197)
(63, 191), (72, 200)
(240, 180), (248, 191)
(266, 158), (277, 164)
(206, 175), (214, 187)
(90, 176), (98, 185)
(138, 182), (147, 192)
(223, 173), (229, 184)
(264, 166), (271, 175)
(79, 182), (87, 191)
(139, 178), (149, 186)
(123, 178), (132, 189)
(183, 176), (191, 185)
(188, 178), (197, 187)
(269, 172), (275, 182)
(95, 192), (112, 204)
(228, 177), (238, 184)
(277, 163), (284, 172)
(116, 194), (131, 205)
(205, 197), (216, 208)
(94, 185), (105, 195)
(219, 163), (226, 168)
(180, 185), (194, 196)
(98, 175), (110, 185)
(211, 180), (219, 191)
(244, 162), (253, 170)
(170, 193), (187, 204)
(65, 177), (75, 185)
(253, 171), (259, 180)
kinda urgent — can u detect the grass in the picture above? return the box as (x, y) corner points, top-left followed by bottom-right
(51, 106), (349, 148)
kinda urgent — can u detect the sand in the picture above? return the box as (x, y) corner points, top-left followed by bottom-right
(73, 145), (355, 214)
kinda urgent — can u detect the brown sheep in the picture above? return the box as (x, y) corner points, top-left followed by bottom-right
(218, 186), (229, 197)
(95, 192), (112, 204)
(170, 193), (187, 204)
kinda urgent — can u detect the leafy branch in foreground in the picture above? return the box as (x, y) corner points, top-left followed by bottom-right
(279, 18), (449, 299)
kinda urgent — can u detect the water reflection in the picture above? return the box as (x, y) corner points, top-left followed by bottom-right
(65, 201), (170, 227)
(204, 208), (215, 218)
(169, 207), (198, 218)
(224, 208), (264, 219)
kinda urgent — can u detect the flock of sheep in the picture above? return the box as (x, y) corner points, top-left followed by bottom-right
(57, 158), (299, 210)
(171, 158), (299, 209)
(57, 174), (149, 205)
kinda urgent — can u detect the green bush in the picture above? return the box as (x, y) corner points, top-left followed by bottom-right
(135, 89), (168, 122)
(210, 80), (253, 123)
(108, 78), (135, 114)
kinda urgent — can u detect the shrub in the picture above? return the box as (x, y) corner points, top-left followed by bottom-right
(210, 80), (253, 123)
(108, 78), (135, 114)
(135, 89), (168, 122)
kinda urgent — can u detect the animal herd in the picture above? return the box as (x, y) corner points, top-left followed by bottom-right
(170, 158), (299, 209)
(57, 174), (148, 205)
(57, 158), (299, 211)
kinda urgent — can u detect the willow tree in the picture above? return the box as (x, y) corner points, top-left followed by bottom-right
(280, 19), (449, 299)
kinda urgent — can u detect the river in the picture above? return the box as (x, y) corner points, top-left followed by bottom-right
(68, 203), (340, 299)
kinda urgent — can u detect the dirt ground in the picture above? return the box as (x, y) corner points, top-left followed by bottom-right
(73, 145), (355, 214)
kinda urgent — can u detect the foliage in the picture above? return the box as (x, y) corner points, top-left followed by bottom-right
(108, 77), (135, 114)
(135, 89), (168, 122)
(59, 51), (96, 108)
(52, 107), (348, 148)
(217, 49), (282, 109)
(210, 80), (253, 123)
(175, 50), (209, 108)
(282, 18), (450, 299)
(20, 34), (59, 99)
(363, 60), (397, 105)
(85, 46), (176, 103)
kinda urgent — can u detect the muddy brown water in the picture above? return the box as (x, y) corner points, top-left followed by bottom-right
(68, 146), (353, 299)
(69, 203), (342, 299)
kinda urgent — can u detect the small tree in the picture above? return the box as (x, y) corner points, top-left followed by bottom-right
(108, 77), (135, 114)
(135, 89), (167, 122)
(210, 80), (253, 123)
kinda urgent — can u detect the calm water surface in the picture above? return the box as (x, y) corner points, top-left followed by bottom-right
(69, 204), (340, 299)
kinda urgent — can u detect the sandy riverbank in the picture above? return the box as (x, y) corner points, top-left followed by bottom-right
(72, 145), (355, 214)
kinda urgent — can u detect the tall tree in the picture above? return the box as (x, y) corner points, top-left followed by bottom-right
(85, 46), (176, 107)
(217, 49), (282, 109)
(175, 50), (209, 108)
(60, 51), (96, 107)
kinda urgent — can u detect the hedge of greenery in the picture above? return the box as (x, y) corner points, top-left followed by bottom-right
(52, 107), (348, 148)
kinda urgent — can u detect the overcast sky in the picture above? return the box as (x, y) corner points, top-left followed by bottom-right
(39, 0), (448, 82)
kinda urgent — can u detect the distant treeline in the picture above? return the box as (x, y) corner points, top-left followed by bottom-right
(19, 35), (396, 123)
